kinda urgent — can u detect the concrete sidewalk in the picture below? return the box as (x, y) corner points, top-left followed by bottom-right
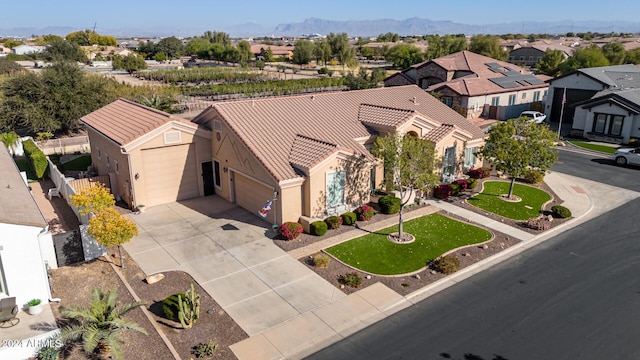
(230, 171), (640, 360)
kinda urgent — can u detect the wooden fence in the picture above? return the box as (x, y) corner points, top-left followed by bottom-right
(68, 175), (110, 194)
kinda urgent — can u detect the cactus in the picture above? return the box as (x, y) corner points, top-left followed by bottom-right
(178, 283), (200, 329)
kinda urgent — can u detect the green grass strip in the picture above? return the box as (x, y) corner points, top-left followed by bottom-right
(467, 181), (551, 220)
(325, 213), (491, 275)
(62, 155), (92, 171)
(568, 140), (618, 154)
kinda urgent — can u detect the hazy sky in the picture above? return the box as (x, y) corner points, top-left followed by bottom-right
(1, 0), (637, 30)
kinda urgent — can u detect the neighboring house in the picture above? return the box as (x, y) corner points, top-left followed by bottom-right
(0, 146), (57, 307)
(545, 64), (640, 135)
(12, 44), (45, 55)
(385, 51), (549, 120)
(80, 99), (212, 209)
(508, 44), (574, 68)
(191, 85), (486, 226)
(571, 88), (640, 144)
(250, 44), (294, 60)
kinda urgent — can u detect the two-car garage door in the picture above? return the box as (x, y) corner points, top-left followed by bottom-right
(141, 144), (199, 206)
(233, 171), (275, 223)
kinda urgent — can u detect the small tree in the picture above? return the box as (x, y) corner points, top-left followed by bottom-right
(70, 183), (115, 216)
(88, 207), (139, 268)
(60, 287), (147, 360)
(0, 131), (20, 157)
(372, 132), (440, 237)
(478, 118), (558, 199)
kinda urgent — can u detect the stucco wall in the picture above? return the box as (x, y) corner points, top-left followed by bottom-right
(579, 103), (640, 143)
(0, 223), (51, 308)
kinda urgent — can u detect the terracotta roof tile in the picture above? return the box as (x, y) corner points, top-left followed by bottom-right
(289, 135), (338, 170)
(208, 85), (485, 182)
(423, 124), (455, 143)
(358, 104), (415, 128)
(81, 98), (196, 146)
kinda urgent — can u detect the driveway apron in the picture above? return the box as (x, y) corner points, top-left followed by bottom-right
(124, 195), (346, 336)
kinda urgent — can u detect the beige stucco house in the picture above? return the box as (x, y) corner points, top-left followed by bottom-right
(81, 99), (212, 209)
(191, 85), (486, 225)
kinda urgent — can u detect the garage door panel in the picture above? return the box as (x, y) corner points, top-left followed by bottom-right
(142, 144), (199, 206)
(234, 172), (274, 223)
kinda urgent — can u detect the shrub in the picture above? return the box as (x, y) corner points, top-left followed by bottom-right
(192, 341), (219, 358)
(162, 293), (186, 322)
(354, 205), (374, 221)
(467, 167), (491, 179)
(432, 255), (460, 274)
(310, 221), (328, 236)
(467, 177), (478, 189)
(341, 212), (357, 225)
(449, 182), (461, 196)
(526, 217), (551, 230)
(37, 344), (60, 360)
(313, 253), (331, 268)
(629, 137), (639, 146)
(523, 169), (545, 184)
(279, 222), (303, 240)
(22, 139), (48, 179)
(324, 215), (342, 229)
(378, 195), (401, 214)
(434, 184), (453, 200)
(551, 205), (572, 218)
(455, 179), (468, 191)
(340, 272), (362, 288)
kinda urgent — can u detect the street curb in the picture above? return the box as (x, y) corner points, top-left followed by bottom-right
(402, 188), (595, 305)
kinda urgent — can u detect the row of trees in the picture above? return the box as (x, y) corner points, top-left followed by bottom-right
(537, 43), (640, 77)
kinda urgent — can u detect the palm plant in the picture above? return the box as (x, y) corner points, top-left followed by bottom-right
(0, 131), (20, 157)
(140, 94), (178, 113)
(60, 288), (147, 360)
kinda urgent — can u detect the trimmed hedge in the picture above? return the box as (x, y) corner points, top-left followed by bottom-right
(551, 205), (572, 218)
(354, 205), (374, 221)
(324, 215), (342, 229)
(22, 139), (48, 179)
(378, 195), (401, 214)
(310, 221), (328, 236)
(279, 222), (303, 240)
(341, 212), (357, 225)
(524, 169), (545, 184)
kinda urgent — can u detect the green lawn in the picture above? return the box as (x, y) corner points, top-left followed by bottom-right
(467, 181), (551, 220)
(14, 158), (38, 180)
(62, 154), (92, 171)
(325, 213), (492, 275)
(568, 140), (618, 154)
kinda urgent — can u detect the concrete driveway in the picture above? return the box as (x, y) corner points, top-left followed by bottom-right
(123, 195), (346, 336)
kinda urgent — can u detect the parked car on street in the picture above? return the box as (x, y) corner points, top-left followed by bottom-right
(519, 111), (547, 124)
(613, 147), (640, 166)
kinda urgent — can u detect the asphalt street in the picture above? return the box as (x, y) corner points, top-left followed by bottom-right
(306, 149), (640, 360)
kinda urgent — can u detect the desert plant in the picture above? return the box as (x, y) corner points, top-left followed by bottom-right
(310, 221), (328, 236)
(59, 288), (147, 360)
(432, 255), (460, 274)
(27, 298), (42, 306)
(340, 272), (362, 288)
(523, 169), (545, 184)
(434, 184), (453, 200)
(324, 215), (342, 229)
(341, 212), (357, 225)
(551, 205), (572, 218)
(526, 216), (552, 230)
(192, 341), (219, 358)
(354, 205), (374, 221)
(378, 195), (401, 214)
(37, 343), (60, 360)
(279, 222), (303, 240)
(313, 253), (331, 268)
(162, 292), (186, 322)
(178, 283), (201, 329)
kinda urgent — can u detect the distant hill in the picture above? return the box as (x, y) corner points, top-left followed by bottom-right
(2, 17), (640, 39)
(272, 17), (640, 37)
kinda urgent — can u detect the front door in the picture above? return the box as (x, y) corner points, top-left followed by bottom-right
(201, 161), (215, 196)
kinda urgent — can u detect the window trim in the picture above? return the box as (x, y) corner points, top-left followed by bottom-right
(508, 94), (516, 106)
(491, 96), (499, 106)
(533, 91), (540, 102)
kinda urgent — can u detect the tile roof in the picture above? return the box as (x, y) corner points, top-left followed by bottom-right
(289, 135), (340, 170)
(81, 99), (196, 146)
(423, 124), (455, 143)
(358, 104), (415, 128)
(0, 147), (46, 228)
(427, 75), (547, 96)
(207, 85), (485, 182)
(427, 51), (528, 76)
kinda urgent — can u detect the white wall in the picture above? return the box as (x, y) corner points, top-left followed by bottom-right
(0, 223), (52, 308)
(578, 103), (640, 143)
(545, 74), (608, 118)
(468, 87), (547, 109)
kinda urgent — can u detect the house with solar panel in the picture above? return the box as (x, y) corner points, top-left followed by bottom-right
(384, 51), (550, 121)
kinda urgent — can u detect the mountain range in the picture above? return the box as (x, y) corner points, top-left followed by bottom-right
(2, 17), (640, 38)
